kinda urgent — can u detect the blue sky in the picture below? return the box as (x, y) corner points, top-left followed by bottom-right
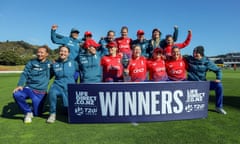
(1, 0), (239, 56)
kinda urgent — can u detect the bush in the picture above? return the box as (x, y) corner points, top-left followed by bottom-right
(0, 50), (30, 65)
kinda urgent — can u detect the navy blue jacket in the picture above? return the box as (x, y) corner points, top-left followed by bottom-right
(185, 56), (222, 81)
(17, 59), (52, 92)
(77, 48), (108, 83)
(51, 58), (78, 91)
(51, 30), (81, 60)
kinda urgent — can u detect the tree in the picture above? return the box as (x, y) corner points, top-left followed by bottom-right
(0, 50), (23, 65)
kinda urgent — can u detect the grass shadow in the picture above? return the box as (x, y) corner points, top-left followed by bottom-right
(208, 95), (240, 109)
(1, 100), (68, 123)
(1, 102), (23, 120)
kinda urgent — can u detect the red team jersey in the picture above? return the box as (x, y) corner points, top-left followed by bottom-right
(115, 37), (132, 57)
(163, 32), (192, 57)
(128, 56), (147, 82)
(101, 54), (123, 82)
(147, 59), (168, 81)
(165, 58), (187, 81)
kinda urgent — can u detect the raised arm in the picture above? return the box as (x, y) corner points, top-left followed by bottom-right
(173, 25), (178, 42)
(50, 24), (68, 45)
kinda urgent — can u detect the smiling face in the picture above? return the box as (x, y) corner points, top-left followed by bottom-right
(108, 45), (118, 56)
(152, 30), (160, 39)
(121, 27), (128, 38)
(132, 45), (141, 58)
(137, 34), (144, 41)
(166, 36), (174, 45)
(59, 46), (70, 61)
(71, 32), (79, 39)
(37, 47), (49, 62)
(193, 50), (202, 60)
(107, 31), (115, 41)
(171, 47), (181, 60)
(87, 46), (97, 55)
(153, 51), (162, 60)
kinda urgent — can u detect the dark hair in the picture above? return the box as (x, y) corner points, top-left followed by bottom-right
(165, 34), (173, 39)
(172, 45), (179, 50)
(107, 30), (115, 36)
(152, 28), (161, 35)
(132, 44), (141, 50)
(121, 26), (128, 32)
(58, 45), (70, 52)
(194, 45), (204, 56)
(38, 45), (50, 53)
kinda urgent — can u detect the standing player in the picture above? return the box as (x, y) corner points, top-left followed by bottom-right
(51, 24), (81, 60)
(98, 30), (116, 55)
(50, 24), (81, 82)
(163, 30), (192, 57)
(132, 30), (150, 58)
(125, 45), (147, 82)
(115, 26), (132, 58)
(101, 42), (124, 82)
(78, 39), (107, 83)
(165, 46), (187, 81)
(13, 45), (52, 123)
(148, 26), (178, 58)
(147, 48), (168, 81)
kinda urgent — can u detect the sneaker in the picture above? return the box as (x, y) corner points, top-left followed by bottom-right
(46, 114), (56, 123)
(215, 107), (227, 115)
(24, 112), (33, 124)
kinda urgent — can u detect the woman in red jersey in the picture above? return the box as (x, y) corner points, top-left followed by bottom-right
(165, 46), (187, 81)
(163, 30), (192, 58)
(101, 42), (123, 82)
(147, 48), (168, 81)
(125, 45), (147, 82)
(115, 26), (132, 58)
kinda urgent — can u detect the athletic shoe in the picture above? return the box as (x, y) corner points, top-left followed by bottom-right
(24, 112), (33, 124)
(46, 114), (56, 123)
(215, 107), (227, 115)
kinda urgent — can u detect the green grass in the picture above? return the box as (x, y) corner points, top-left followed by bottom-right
(0, 70), (240, 144)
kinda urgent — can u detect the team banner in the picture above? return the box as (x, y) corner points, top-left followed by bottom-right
(68, 81), (210, 123)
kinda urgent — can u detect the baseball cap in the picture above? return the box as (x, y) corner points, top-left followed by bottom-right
(137, 30), (144, 35)
(84, 31), (92, 36)
(106, 42), (117, 48)
(71, 28), (80, 34)
(83, 39), (100, 49)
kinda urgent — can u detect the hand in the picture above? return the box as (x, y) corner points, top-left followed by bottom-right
(214, 79), (221, 83)
(161, 55), (166, 60)
(52, 24), (58, 30)
(188, 29), (192, 34)
(13, 86), (23, 93)
(124, 69), (129, 75)
(174, 25), (178, 29)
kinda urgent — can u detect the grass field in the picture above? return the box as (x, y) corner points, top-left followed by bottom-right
(0, 70), (240, 144)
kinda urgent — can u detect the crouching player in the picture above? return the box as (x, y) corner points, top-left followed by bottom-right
(13, 45), (52, 123)
(46, 45), (78, 123)
(185, 46), (227, 114)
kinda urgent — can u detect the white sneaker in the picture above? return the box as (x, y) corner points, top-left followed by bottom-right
(24, 112), (33, 124)
(215, 107), (227, 115)
(46, 114), (56, 123)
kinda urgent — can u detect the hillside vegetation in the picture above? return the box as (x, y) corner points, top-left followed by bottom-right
(0, 40), (57, 65)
